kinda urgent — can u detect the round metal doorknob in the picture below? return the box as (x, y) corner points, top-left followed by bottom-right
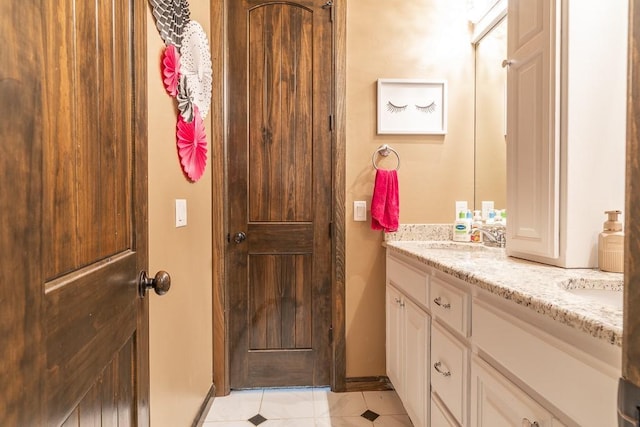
(233, 231), (247, 244)
(139, 270), (171, 297)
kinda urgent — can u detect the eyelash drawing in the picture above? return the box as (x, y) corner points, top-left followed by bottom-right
(386, 101), (408, 113)
(415, 101), (436, 113)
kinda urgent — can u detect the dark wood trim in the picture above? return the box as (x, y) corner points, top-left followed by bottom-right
(191, 384), (216, 427)
(211, 0), (229, 396)
(332, 0), (347, 392)
(345, 376), (394, 392)
(133, 0), (150, 424)
(0, 2), (46, 424)
(623, 0), (640, 386)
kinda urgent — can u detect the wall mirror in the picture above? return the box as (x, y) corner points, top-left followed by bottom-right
(473, 11), (507, 211)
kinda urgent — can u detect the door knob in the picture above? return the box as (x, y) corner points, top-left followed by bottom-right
(233, 231), (247, 243)
(139, 270), (171, 297)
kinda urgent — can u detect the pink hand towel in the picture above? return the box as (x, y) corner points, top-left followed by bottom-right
(371, 169), (399, 232)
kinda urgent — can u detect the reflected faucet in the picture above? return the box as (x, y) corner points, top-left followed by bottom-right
(473, 225), (506, 248)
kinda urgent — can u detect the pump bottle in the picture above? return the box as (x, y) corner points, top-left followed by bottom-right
(598, 210), (624, 273)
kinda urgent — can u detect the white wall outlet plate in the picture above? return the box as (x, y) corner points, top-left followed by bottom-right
(175, 199), (187, 227)
(354, 201), (367, 221)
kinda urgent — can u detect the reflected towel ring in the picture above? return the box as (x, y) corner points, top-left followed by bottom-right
(372, 144), (400, 170)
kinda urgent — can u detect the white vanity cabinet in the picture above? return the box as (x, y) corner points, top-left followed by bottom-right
(506, 0), (627, 267)
(386, 249), (621, 427)
(386, 256), (430, 427)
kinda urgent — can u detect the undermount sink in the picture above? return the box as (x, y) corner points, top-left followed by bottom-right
(414, 241), (497, 252)
(558, 278), (623, 310)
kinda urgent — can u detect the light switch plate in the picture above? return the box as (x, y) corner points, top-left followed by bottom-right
(175, 199), (187, 227)
(354, 201), (367, 221)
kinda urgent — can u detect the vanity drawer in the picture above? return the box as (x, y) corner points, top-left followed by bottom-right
(473, 298), (619, 427)
(431, 321), (468, 426)
(387, 256), (429, 308)
(430, 274), (470, 337)
(431, 392), (461, 427)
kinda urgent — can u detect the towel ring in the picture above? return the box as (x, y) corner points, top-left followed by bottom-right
(372, 144), (400, 170)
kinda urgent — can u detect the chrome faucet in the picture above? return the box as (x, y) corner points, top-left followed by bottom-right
(473, 225), (506, 248)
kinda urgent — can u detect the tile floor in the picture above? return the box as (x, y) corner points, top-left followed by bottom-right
(203, 388), (413, 427)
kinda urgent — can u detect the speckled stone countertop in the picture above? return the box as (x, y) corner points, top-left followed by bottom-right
(385, 225), (624, 347)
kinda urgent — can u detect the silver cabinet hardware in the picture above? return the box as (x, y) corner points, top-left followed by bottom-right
(434, 361), (452, 377)
(433, 297), (451, 309)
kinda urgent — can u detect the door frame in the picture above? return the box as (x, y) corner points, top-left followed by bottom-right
(211, 0), (347, 394)
(134, 1), (150, 424)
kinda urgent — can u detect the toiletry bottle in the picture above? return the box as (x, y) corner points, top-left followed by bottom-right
(471, 210), (483, 243)
(455, 201), (468, 220)
(481, 201), (494, 222)
(486, 209), (496, 225)
(453, 211), (471, 242)
(494, 209), (504, 225)
(598, 210), (624, 273)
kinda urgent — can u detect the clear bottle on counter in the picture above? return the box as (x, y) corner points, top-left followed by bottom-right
(471, 210), (483, 243)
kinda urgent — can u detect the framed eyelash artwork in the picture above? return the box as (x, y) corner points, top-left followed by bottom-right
(377, 79), (447, 135)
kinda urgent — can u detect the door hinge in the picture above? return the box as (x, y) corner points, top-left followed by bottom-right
(226, 233), (231, 243)
(329, 222), (333, 238)
(329, 114), (334, 131)
(322, 0), (334, 22)
(329, 325), (333, 343)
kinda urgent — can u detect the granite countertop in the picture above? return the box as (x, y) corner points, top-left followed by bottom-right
(385, 238), (624, 347)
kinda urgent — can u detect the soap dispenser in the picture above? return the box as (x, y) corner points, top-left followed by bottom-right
(598, 210), (624, 273)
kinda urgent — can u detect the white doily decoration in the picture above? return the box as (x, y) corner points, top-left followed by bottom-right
(148, 0), (191, 49)
(180, 21), (213, 120)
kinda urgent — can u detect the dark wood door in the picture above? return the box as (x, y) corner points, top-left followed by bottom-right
(227, 0), (334, 388)
(0, 0), (149, 425)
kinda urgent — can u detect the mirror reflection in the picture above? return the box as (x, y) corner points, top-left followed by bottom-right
(474, 17), (507, 210)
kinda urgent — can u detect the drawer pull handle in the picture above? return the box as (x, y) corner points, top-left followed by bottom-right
(433, 361), (451, 377)
(521, 419), (539, 427)
(433, 297), (451, 309)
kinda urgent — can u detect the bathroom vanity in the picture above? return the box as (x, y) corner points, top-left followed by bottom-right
(385, 237), (622, 427)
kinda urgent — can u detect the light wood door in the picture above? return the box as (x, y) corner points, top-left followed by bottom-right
(227, 0), (334, 388)
(506, 0), (560, 259)
(0, 0), (149, 425)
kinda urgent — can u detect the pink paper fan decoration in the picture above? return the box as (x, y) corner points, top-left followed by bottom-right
(162, 44), (181, 97)
(176, 107), (208, 181)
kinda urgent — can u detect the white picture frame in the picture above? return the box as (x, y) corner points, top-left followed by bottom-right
(377, 79), (448, 135)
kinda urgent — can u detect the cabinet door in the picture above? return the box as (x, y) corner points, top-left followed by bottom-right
(404, 298), (430, 427)
(386, 285), (404, 399)
(471, 356), (555, 427)
(506, 0), (560, 259)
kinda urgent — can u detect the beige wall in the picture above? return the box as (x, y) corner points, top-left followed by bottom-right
(146, 1), (213, 425)
(345, 0), (475, 377)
